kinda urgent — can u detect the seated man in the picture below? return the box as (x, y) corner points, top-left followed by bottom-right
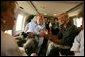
(40, 13), (80, 56)
(1, 1), (27, 56)
(23, 15), (46, 55)
(71, 7), (84, 56)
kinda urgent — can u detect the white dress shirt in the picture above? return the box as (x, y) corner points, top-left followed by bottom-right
(71, 30), (84, 56)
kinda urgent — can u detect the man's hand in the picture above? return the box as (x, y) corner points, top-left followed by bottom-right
(40, 29), (64, 45)
(40, 29), (48, 37)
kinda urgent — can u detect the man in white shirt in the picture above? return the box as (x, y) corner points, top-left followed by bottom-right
(71, 7), (84, 56)
(24, 15), (45, 54)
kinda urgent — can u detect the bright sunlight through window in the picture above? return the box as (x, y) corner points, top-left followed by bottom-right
(76, 17), (82, 27)
(16, 14), (23, 31)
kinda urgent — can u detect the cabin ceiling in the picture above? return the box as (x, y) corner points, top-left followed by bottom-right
(17, 1), (83, 17)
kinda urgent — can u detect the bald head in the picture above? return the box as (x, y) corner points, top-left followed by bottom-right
(57, 13), (69, 25)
